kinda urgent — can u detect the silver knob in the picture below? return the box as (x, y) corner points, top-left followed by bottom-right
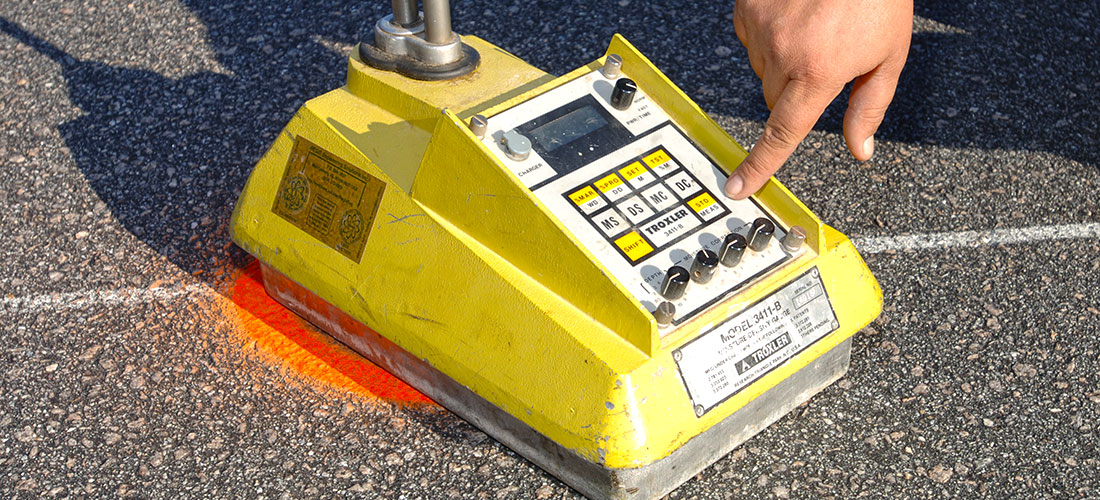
(468, 114), (488, 139)
(601, 54), (623, 79)
(781, 225), (807, 253)
(654, 301), (676, 327)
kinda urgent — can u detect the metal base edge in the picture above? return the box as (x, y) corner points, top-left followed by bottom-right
(259, 263), (851, 500)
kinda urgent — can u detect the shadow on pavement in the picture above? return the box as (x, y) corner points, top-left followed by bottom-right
(886, 1), (1099, 166)
(0, 1), (386, 285)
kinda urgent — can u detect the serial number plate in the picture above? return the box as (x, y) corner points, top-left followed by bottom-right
(673, 268), (839, 417)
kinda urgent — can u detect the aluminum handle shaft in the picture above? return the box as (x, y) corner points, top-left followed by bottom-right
(423, 0), (453, 44)
(391, 0), (419, 27)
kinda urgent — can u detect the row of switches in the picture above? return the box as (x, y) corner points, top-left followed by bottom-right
(654, 218), (805, 327)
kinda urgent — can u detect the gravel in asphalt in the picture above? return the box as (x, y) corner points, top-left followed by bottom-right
(1, 0), (1097, 498)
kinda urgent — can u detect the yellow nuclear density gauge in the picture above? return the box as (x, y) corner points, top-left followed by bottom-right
(230, 2), (882, 498)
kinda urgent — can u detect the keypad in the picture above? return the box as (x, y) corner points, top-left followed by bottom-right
(564, 147), (731, 264)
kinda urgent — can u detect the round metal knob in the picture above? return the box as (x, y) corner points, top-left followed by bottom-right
(719, 233), (747, 267)
(601, 54), (623, 79)
(654, 301), (676, 327)
(747, 217), (775, 252)
(690, 249), (719, 284)
(610, 78), (637, 111)
(468, 114), (488, 139)
(500, 129), (531, 161)
(781, 225), (807, 253)
(660, 266), (690, 301)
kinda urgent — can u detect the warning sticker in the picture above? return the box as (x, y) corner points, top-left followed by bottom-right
(272, 137), (386, 263)
(672, 268), (838, 417)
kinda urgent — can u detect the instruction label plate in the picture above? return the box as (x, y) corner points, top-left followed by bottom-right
(272, 137), (386, 263)
(673, 268), (838, 417)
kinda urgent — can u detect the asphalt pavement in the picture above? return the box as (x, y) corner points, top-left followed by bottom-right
(1, 0), (1098, 498)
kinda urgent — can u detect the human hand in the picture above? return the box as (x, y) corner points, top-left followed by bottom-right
(725, 0), (913, 199)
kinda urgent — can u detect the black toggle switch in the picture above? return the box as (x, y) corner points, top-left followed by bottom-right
(660, 266), (690, 300)
(719, 233), (747, 267)
(747, 217), (775, 252)
(610, 78), (638, 111)
(690, 249), (719, 284)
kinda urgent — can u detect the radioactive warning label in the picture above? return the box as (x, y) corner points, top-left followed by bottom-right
(673, 268), (838, 417)
(272, 137), (386, 263)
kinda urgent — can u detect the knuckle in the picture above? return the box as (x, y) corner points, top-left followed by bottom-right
(790, 59), (834, 86)
(854, 102), (890, 121)
(737, 155), (775, 181)
(761, 120), (801, 149)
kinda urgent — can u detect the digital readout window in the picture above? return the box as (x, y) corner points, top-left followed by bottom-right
(529, 105), (609, 153)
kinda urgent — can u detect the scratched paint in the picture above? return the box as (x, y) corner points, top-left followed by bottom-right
(226, 260), (433, 405)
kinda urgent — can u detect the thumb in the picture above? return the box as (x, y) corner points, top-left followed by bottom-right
(843, 65), (902, 161)
(725, 79), (836, 199)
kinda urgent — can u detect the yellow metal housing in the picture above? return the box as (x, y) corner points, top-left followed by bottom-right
(231, 34), (882, 498)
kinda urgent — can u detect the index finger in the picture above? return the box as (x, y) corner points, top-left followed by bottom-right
(724, 79), (838, 199)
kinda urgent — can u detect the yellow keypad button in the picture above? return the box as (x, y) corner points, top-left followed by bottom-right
(687, 192), (717, 213)
(568, 185), (599, 206)
(614, 232), (655, 262)
(642, 149), (672, 168)
(594, 173), (624, 193)
(618, 161), (646, 180)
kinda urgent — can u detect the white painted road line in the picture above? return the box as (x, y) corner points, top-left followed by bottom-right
(0, 285), (208, 313)
(852, 222), (1100, 254)
(2, 223), (1098, 313)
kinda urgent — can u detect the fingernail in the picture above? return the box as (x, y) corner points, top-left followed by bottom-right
(724, 174), (743, 199)
(863, 136), (875, 159)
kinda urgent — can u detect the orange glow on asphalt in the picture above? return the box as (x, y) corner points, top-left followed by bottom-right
(226, 260), (432, 405)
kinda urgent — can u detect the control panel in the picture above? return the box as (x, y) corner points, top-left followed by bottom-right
(481, 64), (813, 333)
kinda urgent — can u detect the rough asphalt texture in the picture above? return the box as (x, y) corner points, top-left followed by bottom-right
(1, 0), (1098, 498)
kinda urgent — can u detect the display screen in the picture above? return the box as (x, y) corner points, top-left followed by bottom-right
(528, 105), (609, 153)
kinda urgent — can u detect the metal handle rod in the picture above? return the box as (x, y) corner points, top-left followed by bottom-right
(423, 0), (453, 44)
(392, 0), (419, 27)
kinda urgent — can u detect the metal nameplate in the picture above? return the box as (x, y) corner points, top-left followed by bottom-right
(673, 268), (839, 417)
(272, 137), (386, 263)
